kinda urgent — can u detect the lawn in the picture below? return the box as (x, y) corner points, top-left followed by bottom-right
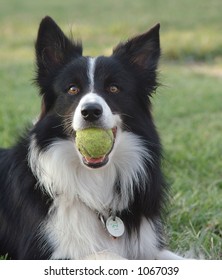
(0, 0), (221, 259)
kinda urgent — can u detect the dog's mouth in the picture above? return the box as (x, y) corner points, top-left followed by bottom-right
(77, 127), (117, 169)
(82, 155), (109, 169)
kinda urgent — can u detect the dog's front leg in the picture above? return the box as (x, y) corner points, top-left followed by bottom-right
(156, 249), (184, 260)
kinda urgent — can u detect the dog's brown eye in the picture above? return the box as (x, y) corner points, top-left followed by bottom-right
(68, 85), (80, 95)
(107, 85), (120, 94)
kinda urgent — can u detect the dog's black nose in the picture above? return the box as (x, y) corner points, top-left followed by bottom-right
(81, 103), (103, 121)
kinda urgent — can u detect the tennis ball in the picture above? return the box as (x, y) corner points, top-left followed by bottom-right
(76, 128), (114, 158)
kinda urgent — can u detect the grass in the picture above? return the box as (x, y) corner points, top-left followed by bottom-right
(154, 64), (222, 258)
(0, 0), (222, 259)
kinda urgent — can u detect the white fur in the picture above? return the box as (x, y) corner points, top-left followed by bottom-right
(73, 93), (116, 131)
(88, 57), (96, 92)
(157, 249), (184, 260)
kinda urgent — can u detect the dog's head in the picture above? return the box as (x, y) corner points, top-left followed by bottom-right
(34, 16), (160, 169)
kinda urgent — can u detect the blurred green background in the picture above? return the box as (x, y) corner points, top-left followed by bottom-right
(0, 0), (222, 259)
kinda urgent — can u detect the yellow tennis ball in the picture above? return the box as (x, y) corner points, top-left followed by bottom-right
(76, 128), (114, 158)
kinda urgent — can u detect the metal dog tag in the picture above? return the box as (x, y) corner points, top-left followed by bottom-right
(106, 216), (125, 238)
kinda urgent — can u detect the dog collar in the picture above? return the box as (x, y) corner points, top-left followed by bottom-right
(76, 195), (125, 239)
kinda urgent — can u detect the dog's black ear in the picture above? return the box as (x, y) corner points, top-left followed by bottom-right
(35, 16), (82, 73)
(113, 24), (160, 71)
(35, 17), (82, 119)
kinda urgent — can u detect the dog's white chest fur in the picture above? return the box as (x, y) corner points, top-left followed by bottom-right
(29, 127), (182, 260)
(44, 197), (127, 259)
(28, 134), (159, 259)
(44, 196), (160, 259)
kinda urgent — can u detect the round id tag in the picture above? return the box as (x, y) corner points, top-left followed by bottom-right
(106, 216), (125, 238)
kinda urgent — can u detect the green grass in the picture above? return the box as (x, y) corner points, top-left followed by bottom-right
(0, 0), (222, 59)
(0, 0), (222, 259)
(154, 64), (222, 258)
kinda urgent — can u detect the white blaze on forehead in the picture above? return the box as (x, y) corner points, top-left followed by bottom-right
(73, 57), (116, 131)
(88, 57), (97, 92)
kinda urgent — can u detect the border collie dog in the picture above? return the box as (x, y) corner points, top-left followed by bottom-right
(0, 17), (182, 260)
